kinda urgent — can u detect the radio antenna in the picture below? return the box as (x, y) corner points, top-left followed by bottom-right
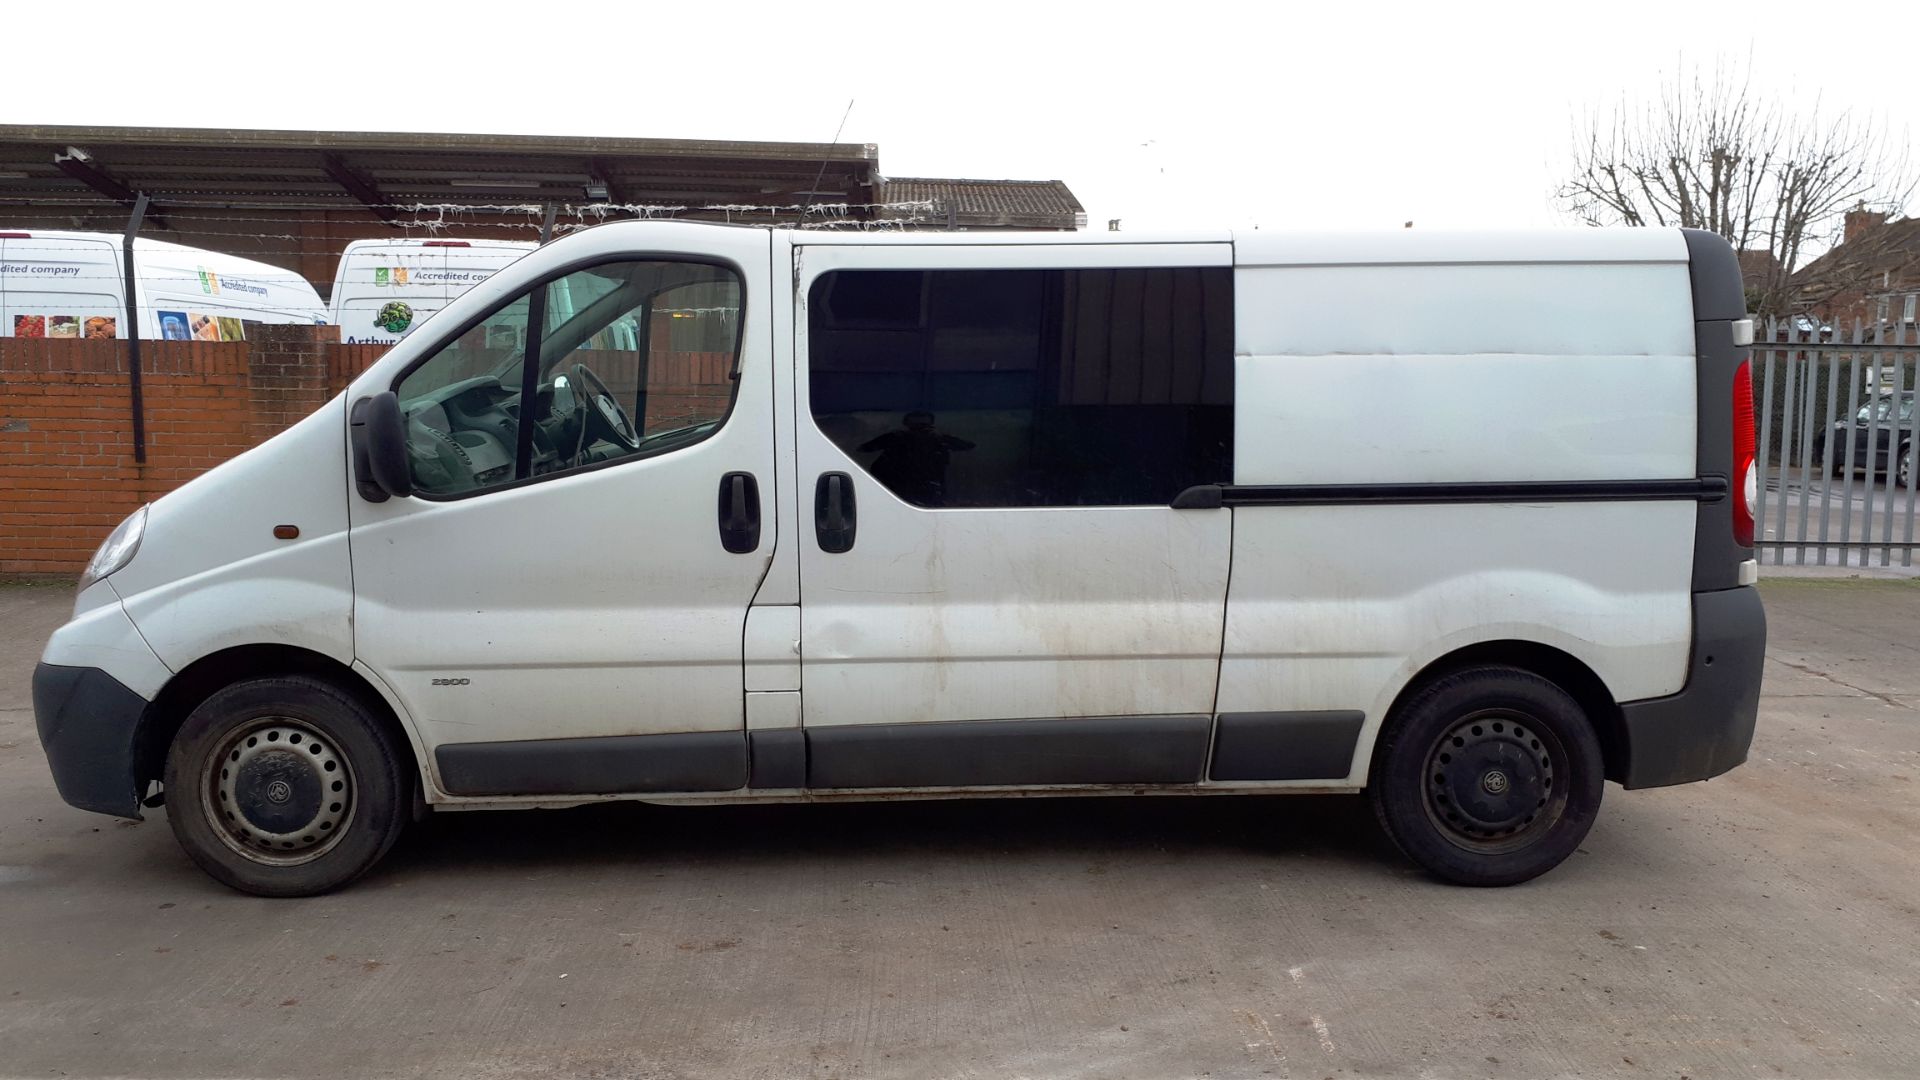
(801, 99), (857, 217)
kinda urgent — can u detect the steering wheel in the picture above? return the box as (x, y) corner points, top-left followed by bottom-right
(570, 362), (641, 453)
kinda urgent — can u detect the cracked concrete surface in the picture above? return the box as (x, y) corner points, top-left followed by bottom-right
(0, 578), (1917, 1079)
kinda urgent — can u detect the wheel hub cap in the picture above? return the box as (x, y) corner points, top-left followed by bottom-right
(208, 720), (352, 863)
(1425, 713), (1559, 848)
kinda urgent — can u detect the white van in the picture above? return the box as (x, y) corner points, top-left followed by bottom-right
(33, 221), (1767, 897)
(0, 230), (327, 341)
(329, 238), (532, 345)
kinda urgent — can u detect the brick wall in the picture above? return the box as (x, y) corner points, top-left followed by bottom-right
(0, 327), (373, 577)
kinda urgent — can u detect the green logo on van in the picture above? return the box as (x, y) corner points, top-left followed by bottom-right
(374, 301), (413, 334)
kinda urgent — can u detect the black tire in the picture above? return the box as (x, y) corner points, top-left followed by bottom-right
(163, 675), (410, 897)
(1369, 666), (1604, 887)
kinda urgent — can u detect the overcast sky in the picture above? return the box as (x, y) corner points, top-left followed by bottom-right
(12, 0), (1917, 235)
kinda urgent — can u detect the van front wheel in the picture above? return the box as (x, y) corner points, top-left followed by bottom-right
(1369, 666), (1604, 886)
(163, 675), (409, 897)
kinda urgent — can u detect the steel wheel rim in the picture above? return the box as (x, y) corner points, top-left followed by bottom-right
(200, 716), (354, 866)
(1421, 709), (1570, 854)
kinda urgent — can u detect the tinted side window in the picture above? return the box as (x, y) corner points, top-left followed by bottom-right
(808, 267), (1232, 508)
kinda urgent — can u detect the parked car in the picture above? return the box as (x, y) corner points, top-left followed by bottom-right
(34, 222), (1766, 896)
(1815, 391), (1915, 478)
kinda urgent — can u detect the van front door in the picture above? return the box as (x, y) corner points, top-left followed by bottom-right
(348, 227), (774, 798)
(793, 241), (1236, 789)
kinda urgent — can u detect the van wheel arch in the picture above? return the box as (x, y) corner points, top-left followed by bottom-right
(137, 646), (421, 804)
(1379, 641), (1627, 784)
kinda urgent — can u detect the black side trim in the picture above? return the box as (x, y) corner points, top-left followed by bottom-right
(806, 715), (1212, 789)
(748, 729), (807, 789)
(1208, 711), (1364, 781)
(33, 663), (150, 819)
(435, 732), (747, 796)
(1177, 478), (1727, 508)
(1617, 586), (1766, 789)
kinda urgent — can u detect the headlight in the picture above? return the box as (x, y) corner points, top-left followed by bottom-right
(78, 506), (147, 592)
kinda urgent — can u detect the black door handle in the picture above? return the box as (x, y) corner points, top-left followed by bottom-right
(814, 472), (856, 553)
(717, 472), (760, 553)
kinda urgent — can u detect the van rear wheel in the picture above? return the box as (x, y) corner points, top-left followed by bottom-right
(164, 675), (409, 897)
(1369, 666), (1603, 886)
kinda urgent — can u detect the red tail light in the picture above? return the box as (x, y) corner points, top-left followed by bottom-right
(422, 241), (471, 247)
(0, 231), (31, 238)
(1731, 359), (1756, 547)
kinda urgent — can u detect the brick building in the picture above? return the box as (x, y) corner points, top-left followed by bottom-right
(1793, 207), (1920, 329)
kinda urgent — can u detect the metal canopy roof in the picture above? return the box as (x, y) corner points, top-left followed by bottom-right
(0, 124), (882, 222)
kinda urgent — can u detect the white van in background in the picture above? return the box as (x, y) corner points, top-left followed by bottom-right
(329, 238), (532, 345)
(0, 230), (328, 341)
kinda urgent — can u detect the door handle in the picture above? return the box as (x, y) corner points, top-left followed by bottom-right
(717, 472), (761, 554)
(814, 472), (856, 553)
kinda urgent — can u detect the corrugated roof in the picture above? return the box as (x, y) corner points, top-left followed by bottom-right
(878, 177), (1086, 230)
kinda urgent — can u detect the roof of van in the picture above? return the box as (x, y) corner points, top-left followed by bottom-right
(727, 221), (1689, 264)
(338, 237), (534, 253)
(3, 229), (318, 270)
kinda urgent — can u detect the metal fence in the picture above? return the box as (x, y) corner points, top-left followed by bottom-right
(1754, 320), (1920, 566)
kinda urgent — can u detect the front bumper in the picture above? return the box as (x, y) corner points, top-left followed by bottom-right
(32, 663), (152, 819)
(1616, 586), (1767, 789)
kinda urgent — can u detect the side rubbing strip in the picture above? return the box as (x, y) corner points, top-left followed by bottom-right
(1209, 711), (1365, 781)
(436, 732), (748, 796)
(749, 729), (807, 789)
(1175, 478), (1726, 509)
(806, 716), (1212, 789)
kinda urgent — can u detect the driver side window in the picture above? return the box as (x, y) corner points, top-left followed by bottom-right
(393, 259), (743, 498)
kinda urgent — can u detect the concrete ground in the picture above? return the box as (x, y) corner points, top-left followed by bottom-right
(0, 580), (1916, 1080)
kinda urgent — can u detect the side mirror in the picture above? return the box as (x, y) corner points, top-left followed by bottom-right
(349, 392), (414, 501)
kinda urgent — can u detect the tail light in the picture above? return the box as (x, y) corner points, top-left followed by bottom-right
(1731, 359), (1757, 547)
(422, 241), (471, 247)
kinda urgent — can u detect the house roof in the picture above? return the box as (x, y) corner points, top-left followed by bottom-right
(1792, 215), (1920, 309)
(878, 177), (1086, 230)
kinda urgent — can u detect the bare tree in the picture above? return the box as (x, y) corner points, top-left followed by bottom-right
(1556, 59), (1916, 316)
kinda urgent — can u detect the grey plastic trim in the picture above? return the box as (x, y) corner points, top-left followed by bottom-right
(435, 731), (748, 796)
(1617, 586), (1766, 789)
(1208, 711), (1365, 781)
(32, 662), (151, 820)
(748, 729), (807, 789)
(805, 715), (1212, 789)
